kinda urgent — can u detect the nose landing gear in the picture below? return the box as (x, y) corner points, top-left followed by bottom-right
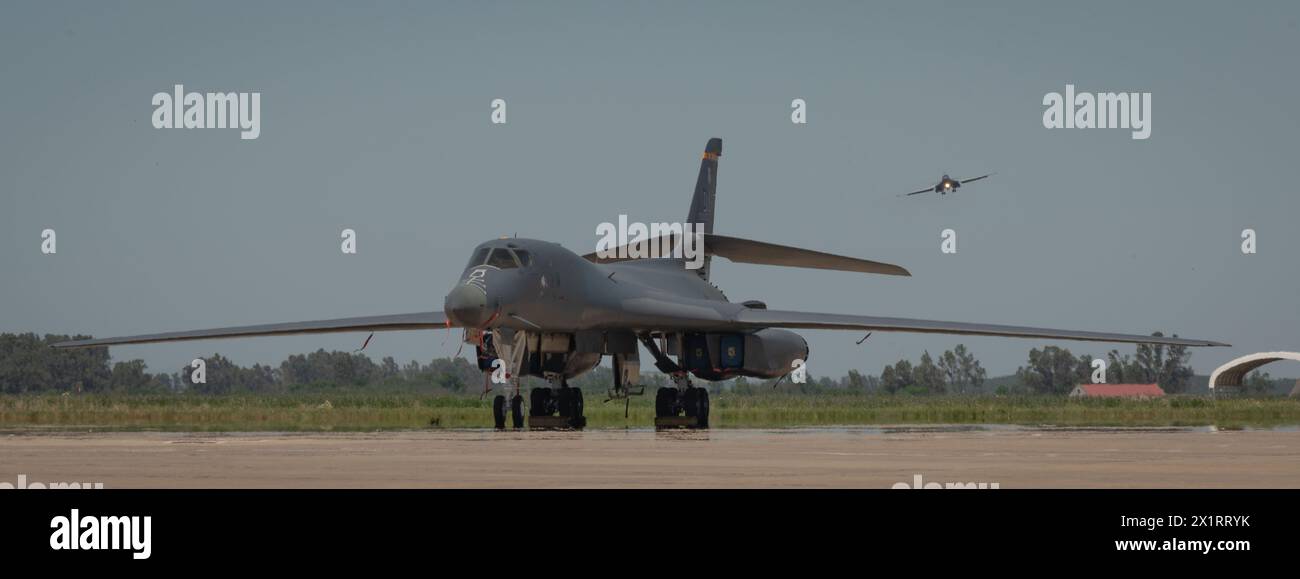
(491, 383), (525, 430)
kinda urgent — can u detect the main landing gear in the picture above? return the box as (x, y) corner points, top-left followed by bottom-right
(527, 378), (586, 429)
(637, 333), (710, 429)
(492, 385), (584, 430)
(654, 374), (710, 429)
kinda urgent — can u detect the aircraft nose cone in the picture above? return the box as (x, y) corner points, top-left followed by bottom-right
(444, 285), (491, 327)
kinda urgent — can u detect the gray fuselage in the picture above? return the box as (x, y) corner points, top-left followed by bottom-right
(444, 238), (738, 333)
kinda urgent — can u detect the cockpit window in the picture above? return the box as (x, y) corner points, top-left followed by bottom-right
(513, 249), (532, 267)
(485, 248), (519, 269)
(466, 247), (491, 269)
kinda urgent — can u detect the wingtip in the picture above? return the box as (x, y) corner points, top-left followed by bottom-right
(1181, 337), (1231, 347)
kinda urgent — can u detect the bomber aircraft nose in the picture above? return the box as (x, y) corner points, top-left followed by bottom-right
(444, 284), (491, 327)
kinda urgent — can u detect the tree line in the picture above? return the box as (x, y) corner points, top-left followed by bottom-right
(0, 333), (485, 395)
(1011, 333), (1195, 394)
(877, 345), (987, 395)
(0, 332), (1286, 396)
(869, 333), (1200, 395)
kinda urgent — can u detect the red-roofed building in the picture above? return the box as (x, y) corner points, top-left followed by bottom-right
(1069, 383), (1165, 398)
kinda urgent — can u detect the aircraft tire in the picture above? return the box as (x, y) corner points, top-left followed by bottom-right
(556, 387), (570, 418)
(696, 388), (710, 428)
(529, 388), (552, 416)
(683, 387), (700, 419)
(511, 394), (524, 428)
(571, 387), (584, 421)
(492, 395), (507, 429)
(654, 387), (675, 417)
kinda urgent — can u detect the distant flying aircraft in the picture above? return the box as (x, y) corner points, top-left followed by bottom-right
(54, 141), (1224, 430)
(905, 173), (994, 196)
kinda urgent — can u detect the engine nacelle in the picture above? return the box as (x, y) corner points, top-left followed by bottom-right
(675, 329), (809, 381)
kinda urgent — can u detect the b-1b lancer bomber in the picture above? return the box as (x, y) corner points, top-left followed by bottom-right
(55, 139), (1226, 429)
(904, 173), (994, 196)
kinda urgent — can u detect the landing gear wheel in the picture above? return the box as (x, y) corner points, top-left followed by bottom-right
(556, 385), (586, 429)
(570, 388), (584, 417)
(492, 395), (507, 430)
(682, 387), (710, 428)
(529, 388), (553, 416)
(684, 387), (700, 419)
(510, 394), (524, 428)
(655, 387), (676, 418)
(557, 386), (574, 418)
(570, 388), (585, 429)
(696, 388), (710, 428)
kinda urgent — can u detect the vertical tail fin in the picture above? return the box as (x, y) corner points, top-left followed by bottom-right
(686, 138), (721, 278)
(687, 138), (721, 233)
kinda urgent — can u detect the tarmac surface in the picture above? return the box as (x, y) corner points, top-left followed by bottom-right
(1, 426), (1297, 488)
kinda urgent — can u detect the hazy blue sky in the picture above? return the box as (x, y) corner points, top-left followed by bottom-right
(3, 1), (1298, 380)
